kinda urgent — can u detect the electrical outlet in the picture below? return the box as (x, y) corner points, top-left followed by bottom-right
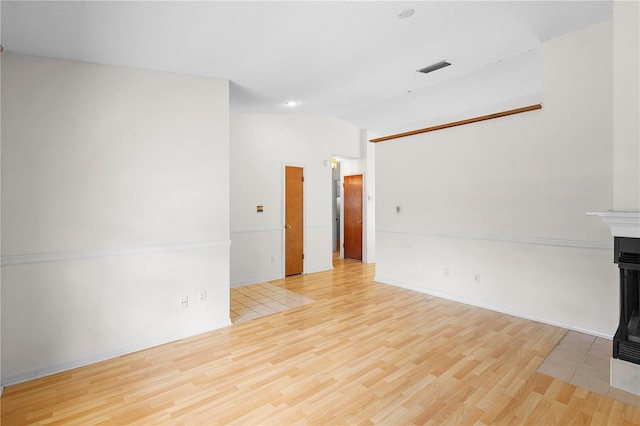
(443, 268), (450, 278)
(178, 296), (188, 309)
(474, 273), (481, 283)
(197, 290), (207, 303)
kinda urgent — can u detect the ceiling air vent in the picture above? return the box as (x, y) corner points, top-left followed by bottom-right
(417, 60), (452, 74)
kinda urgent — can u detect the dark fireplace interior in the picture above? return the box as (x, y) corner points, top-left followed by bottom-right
(614, 236), (640, 364)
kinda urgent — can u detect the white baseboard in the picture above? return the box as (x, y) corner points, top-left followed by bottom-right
(374, 274), (613, 340)
(230, 265), (334, 288)
(305, 264), (334, 275)
(231, 274), (284, 287)
(1, 319), (232, 388)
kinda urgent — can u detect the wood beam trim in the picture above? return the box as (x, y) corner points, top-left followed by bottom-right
(369, 103), (542, 143)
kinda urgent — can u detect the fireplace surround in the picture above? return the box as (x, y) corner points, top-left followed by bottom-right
(613, 236), (640, 364)
(587, 211), (640, 395)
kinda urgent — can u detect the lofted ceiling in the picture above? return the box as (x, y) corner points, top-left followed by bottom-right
(2, 1), (612, 137)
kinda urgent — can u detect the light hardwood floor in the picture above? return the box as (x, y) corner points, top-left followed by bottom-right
(2, 257), (640, 425)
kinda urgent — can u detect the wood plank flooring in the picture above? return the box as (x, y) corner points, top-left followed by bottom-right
(2, 257), (640, 425)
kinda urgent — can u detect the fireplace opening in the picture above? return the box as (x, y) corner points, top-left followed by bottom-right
(614, 237), (640, 364)
(629, 311), (640, 343)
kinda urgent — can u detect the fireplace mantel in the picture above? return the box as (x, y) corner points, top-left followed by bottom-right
(586, 211), (640, 238)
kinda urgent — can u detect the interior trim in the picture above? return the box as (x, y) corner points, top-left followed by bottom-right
(231, 225), (330, 234)
(370, 104), (542, 143)
(306, 225), (332, 230)
(1, 319), (232, 387)
(231, 227), (283, 234)
(374, 274), (613, 340)
(586, 211), (640, 239)
(1, 240), (231, 267)
(376, 227), (611, 250)
(231, 275), (285, 288)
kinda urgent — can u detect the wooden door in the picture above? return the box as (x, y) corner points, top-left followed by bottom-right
(285, 166), (304, 276)
(344, 174), (363, 261)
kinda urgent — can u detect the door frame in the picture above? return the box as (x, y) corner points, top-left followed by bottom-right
(282, 162), (306, 276)
(340, 171), (367, 262)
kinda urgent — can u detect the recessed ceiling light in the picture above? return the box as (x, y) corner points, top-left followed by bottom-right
(285, 101), (298, 107)
(398, 9), (415, 19)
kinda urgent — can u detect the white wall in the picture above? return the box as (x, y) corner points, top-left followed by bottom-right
(613, 0), (640, 211)
(0, 4), (3, 395)
(365, 133), (376, 263)
(375, 20), (618, 337)
(230, 113), (361, 286)
(1, 54), (231, 385)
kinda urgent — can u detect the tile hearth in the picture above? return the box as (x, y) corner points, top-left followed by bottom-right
(230, 282), (315, 323)
(537, 330), (640, 407)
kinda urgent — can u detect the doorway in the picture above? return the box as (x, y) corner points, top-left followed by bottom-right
(332, 171), (341, 253)
(285, 166), (304, 276)
(344, 174), (363, 261)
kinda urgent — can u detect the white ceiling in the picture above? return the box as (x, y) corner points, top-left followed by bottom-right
(2, 1), (612, 137)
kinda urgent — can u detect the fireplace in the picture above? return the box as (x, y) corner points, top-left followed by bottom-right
(586, 211), (640, 395)
(613, 237), (640, 364)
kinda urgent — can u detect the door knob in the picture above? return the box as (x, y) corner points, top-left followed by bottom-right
(285, 224), (292, 229)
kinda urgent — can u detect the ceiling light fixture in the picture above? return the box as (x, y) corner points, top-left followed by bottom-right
(285, 101), (298, 107)
(398, 9), (415, 19)
(417, 60), (452, 74)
